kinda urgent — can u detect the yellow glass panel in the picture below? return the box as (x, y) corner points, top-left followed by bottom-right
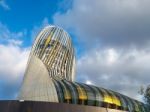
(104, 95), (113, 104)
(39, 34), (52, 58)
(77, 87), (87, 100)
(64, 90), (71, 100)
(45, 35), (51, 46)
(112, 97), (121, 106)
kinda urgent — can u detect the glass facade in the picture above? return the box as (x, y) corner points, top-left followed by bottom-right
(19, 25), (149, 112)
(52, 79), (148, 111)
(30, 26), (75, 81)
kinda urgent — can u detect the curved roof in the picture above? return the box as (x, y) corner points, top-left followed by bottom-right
(52, 79), (148, 112)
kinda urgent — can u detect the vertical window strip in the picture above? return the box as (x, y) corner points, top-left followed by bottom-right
(132, 100), (140, 111)
(50, 30), (62, 77)
(100, 88), (113, 104)
(124, 96), (134, 111)
(48, 29), (61, 69)
(80, 83), (96, 106)
(73, 82), (88, 105)
(87, 85), (103, 106)
(52, 79), (64, 102)
(63, 80), (78, 104)
(57, 80), (71, 103)
(45, 28), (57, 66)
(42, 28), (55, 64)
(38, 28), (54, 59)
(34, 28), (49, 56)
(35, 28), (49, 57)
(114, 92), (128, 110)
(105, 90), (121, 107)
(59, 48), (66, 78)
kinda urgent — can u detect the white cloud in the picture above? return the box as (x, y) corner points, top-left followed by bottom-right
(85, 80), (93, 85)
(0, 22), (30, 99)
(76, 48), (150, 101)
(106, 48), (118, 65)
(0, 42), (30, 99)
(0, 22), (27, 44)
(53, 0), (150, 102)
(8, 39), (23, 46)
(54, 0), (150, 48)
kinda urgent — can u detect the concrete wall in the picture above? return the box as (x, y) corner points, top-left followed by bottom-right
(0, 101), (127, 112)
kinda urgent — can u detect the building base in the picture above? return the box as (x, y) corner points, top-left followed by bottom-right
(0, 101), (127, 112)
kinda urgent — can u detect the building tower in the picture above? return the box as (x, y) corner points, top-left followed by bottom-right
(19, 25), (75, 102)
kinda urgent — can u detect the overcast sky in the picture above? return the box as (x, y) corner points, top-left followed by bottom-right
(0, 0), (150, 101)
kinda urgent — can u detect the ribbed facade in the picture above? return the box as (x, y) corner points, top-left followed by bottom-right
(30, 25), (75, 81)
(18, 25), (148, 112)
(52, 79), (148, 112)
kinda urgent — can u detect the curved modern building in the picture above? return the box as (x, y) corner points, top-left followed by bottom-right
(29, 25), (75, 81)
(18, 25), (148, 112)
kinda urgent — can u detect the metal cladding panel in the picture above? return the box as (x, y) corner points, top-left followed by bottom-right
(19, 25), (75, 102)
(18, 55), (58, 102)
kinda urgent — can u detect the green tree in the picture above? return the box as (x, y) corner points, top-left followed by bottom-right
(144, 85), (150, 108)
